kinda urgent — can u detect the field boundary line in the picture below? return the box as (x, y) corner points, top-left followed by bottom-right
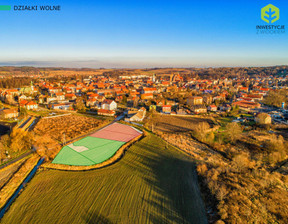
(42, 133), (145, 171)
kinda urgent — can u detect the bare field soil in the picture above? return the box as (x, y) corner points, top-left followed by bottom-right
(33, 115), (109, 142)
(153, 115), (216, 133)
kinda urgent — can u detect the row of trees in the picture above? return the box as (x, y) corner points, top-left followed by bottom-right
(0, 128), (62, 163)
(193, 121), (242, 145)
(0, 77), (35, 89)
(263, 89), (288, 108)
(0, 129), (33, 162)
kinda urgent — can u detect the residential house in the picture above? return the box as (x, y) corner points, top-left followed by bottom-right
(126, 107), (146, 122)
(19, 100), (38, 110)
(65, 93), (77, 101)
(47, 96), (57, 104)
(97, 109), (115, 116)
(203, 95), (213, 105)
(141, 93), (153, 100)
(18, 95), (31, 102)
(187, 96), (203, 106)
(246, 94), (263, 101)
(162, 105), (172, 114)
(239, 87), (249, 92)
(5, 89), (19, 96)
(86, 98), (98, 107)
(51, 103), (73, 110)
(56, 92), (65, 101)
(38, 95), (46, 104)
(0, 109), (19, 119)
(219, 104), (231, 112)
(142, 87), (158, 94)
(191, 105), (207, 114)
(101, 100), (117, 111)
(208, 105), (217, 112)
(232, 100), (261, 111)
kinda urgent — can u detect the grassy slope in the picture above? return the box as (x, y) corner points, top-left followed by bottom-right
(1, 134), (207, 224)
(0, 157), (27, 189)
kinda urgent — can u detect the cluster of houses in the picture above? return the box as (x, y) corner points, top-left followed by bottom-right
(0, 72), (286, 121)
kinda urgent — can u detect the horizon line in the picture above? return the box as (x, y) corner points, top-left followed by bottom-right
(0, 62), (287, 70)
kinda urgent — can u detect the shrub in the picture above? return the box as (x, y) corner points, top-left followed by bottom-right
(194, 122), (210, 141)
(197, 163), (208, 175)
(225, 122), (243, 143)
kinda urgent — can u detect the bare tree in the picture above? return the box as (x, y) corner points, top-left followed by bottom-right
(194, 122), (210, 141)
(225, 122), (242, 143)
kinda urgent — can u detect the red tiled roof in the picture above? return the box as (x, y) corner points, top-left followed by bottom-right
(97, 109), (115, 114)
(2, 109), (18, 114)
(26, 101), (37, 105)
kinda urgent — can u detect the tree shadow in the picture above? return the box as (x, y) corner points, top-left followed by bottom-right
(83, 211), (114, 224)
(156, 122), (193, 133)
(236, 139), (263, 154)
(122, 140), (208, 224)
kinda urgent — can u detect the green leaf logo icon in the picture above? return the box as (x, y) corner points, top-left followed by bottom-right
(261, 4), (280, 23)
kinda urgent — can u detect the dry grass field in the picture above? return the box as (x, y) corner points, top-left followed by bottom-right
(156, 121), (288, 223)
(33, 115), (109, 142)
(151, 115), (216, 133)
(0, 158), (27, 189)
(1, 133), (207, 224)
(0, 155), (39, 209)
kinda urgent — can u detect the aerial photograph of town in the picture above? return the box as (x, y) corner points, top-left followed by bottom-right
(0, 0), (287, 223)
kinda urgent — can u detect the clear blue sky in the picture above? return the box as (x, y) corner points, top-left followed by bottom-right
(0, 0), (287, 68)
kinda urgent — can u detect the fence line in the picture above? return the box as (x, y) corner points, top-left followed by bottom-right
(42, 113), (71, 119)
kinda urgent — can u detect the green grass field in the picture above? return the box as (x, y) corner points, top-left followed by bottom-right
(52, 137), (125, 166)
(1, 133), (207, 224)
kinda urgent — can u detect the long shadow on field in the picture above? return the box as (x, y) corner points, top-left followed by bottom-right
(156, 122), (193, 133)
(155, 117), (214, 133)
(83, 211), (114, 224)
(122, 141), (207, 224)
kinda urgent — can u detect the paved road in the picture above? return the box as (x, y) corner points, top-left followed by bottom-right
(0, 150), (33, 171)
(115, 113), (125, 121)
